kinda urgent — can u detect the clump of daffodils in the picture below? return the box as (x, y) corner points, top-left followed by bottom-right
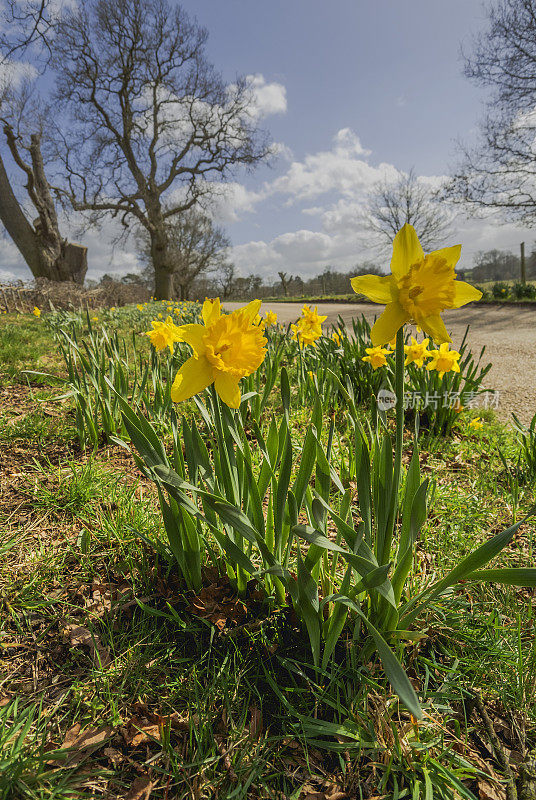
(171, 298), (267, 409)
(144, 316), (183, 353)
(361, 333), (461, 378)
(291, 304), (326, 347)
(33, 306), (41, 318)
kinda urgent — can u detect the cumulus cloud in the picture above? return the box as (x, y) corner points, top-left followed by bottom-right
(267, 128), (397, 203)
(207, 182), (265, 223)
(245, 73), (287, 119)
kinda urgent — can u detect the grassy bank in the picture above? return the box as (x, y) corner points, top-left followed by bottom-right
(0, 307), (535, 799)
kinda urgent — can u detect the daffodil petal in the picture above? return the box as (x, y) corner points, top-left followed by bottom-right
(420, 314), (451, 345)
(350, 274), (394, 304)
(430, 244), (462, 270)
(178, 324), (206, 355)
(202, 298), (221, 326)
(390, 224), (424, 279)
(370, 302), (409, 346)
(451, 280), (483, 309)
(240, 299), (262, 325)
(214, 371), (241, 408)
(171, 355), (213, 403)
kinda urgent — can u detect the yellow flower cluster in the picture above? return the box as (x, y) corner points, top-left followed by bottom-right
(291, 304), (326, 347)
(469, 417), (484, 430)
(361, 335), (461, 378)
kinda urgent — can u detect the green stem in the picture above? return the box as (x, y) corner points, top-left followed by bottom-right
(381, 327), (405, 565)
(393, 327), (405, 499)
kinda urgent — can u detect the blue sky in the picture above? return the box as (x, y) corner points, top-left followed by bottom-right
(1, 0), (531, 282)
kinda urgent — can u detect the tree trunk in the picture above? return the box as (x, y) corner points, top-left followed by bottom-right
(0, 152), (43, 275)
(154, 268), (173, 300)
(0, 145), (88, 284)
(150, 227), (174, 300)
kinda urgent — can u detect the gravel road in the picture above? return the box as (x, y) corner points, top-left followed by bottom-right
(225, 301), (536, 425)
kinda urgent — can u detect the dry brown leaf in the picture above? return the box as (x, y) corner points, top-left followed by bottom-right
(63, 623), (111, 666)
(122, 704), (192, 747)
(478, 779), (507, 800)
(49, 723), (114, 767)
(124, 775), (153, 800)
(103, 746), (125, 766)
(189, 583), (247, 630)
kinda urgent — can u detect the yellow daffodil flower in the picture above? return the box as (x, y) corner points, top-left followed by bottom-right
(91, 316), (99, 322)
(144, 316), (183, 353)
(426, 343), (461, 378)
(301, 304), (327, 327)
(137, 304), (144, 311)
(32, 306), (41, 318)
(350, 224), (482, 346)
(110, 306), (116, 311)
(332, 331), (341, 346)
(264, 310), (278, 326)
(170, 298), (267, 409)
(291, 320), (323, 347)
(404, 336), (431, 368)
(362, 345), (390, 370)
(291, 304), (326, 347)
(469, 417), (484, 430)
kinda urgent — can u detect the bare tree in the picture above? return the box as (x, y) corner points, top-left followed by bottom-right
(0, 0), (55, 63)
(278, 271), (289, 296)
(215, 261), (235, 299)
(138, 208), (233, 300)
(0, 84), (87, 283)
(50, 0), (270, 299)
(446, 0), (536, 223)
(365, 169), (452, 252)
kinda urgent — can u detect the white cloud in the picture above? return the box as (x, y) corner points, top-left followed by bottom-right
(207, 182), (265, 223)
(232, 227), (374, 280)
(267, 128), (397, 203)
(245, 73), (287, 119)
(0, 58), (37, 92)
(271, 141), (293, 162)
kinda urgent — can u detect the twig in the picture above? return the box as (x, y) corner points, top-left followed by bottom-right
(473, 691), (517, 800)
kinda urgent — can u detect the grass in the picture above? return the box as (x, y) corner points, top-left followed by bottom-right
(0, 308), (535, 798)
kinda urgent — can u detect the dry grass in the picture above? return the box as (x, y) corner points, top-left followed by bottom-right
(0, 278), (150, 314)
